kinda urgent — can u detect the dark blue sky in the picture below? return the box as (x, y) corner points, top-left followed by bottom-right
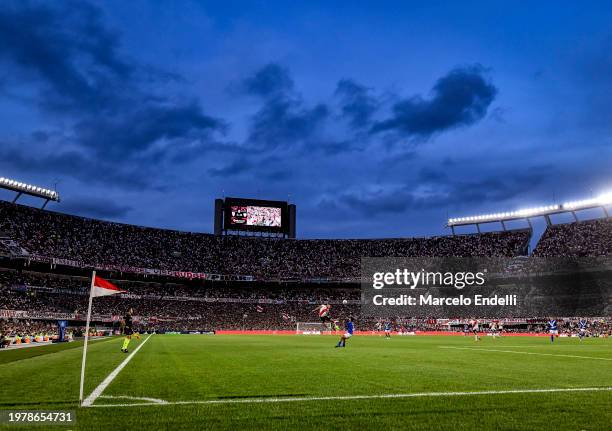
(1, 1), (611, 238)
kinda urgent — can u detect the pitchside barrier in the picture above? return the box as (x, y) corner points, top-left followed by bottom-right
(295, 322), (335, 335)
(213, 330), (560, 336)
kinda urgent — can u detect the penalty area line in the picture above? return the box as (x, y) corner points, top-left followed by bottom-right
(439, 346), (612, 361)
(82, 333), (153, 407)
(86, 386), (612, 408)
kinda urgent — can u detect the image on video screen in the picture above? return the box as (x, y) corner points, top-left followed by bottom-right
(230, 205), (282, 227)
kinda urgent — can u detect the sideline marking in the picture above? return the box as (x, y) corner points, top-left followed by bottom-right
(87, 386), (612, 408)
(99, 395), (168, 404)
(439, 346), (612, 361)
(82, 334), (153, 407)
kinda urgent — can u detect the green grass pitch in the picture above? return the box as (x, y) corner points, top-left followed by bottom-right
(0, 334), (611, 430)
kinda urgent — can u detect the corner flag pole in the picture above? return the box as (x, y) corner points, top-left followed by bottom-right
(79, 270), (96, 406)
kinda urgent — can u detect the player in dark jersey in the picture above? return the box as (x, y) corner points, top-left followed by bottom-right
(121, 308), (135, 353)
(335, 317), (354, 348)
(548, 318), (558, 343)
(578, 318), (588, 341)
(384, 321), (392, 339)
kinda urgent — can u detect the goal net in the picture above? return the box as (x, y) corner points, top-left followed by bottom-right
(296, 322), (331, 335)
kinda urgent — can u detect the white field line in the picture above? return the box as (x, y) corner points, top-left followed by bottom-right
(439, 346), (612, 361)
(99, 395), (168, 404)
(1, 335), (111, 351)
(81, 334), (153, 407)
(86, 386), (612, 408)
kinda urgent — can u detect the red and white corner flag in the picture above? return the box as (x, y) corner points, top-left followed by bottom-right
(80, 271), (125, 405)
(92, 275), (125, 297)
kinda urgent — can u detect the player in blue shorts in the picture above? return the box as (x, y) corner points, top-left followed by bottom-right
(384, 321), (392, 339)
(578, 318), (588, 341)
(548, 318), (558, 342)
(335, 317), (354, 348)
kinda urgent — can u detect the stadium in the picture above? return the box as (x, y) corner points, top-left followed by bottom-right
(1, 1), (612, 430)
(0, 185), (611, 429)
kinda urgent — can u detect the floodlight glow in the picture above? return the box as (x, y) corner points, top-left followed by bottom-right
(562, 192), (612, 210)
(448, 191), (612, 226)
(0, 177), (59, 201)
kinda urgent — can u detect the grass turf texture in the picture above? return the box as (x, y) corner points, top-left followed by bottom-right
(0, 335), (610, 430)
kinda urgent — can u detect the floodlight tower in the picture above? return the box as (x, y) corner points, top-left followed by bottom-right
(0, 177), (60, 209)
(446, 191), (612, 234)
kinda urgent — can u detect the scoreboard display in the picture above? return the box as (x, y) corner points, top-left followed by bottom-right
(224, 197), (289, 233)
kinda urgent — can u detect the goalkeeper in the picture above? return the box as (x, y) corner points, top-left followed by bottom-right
(120, 308), (138, 353)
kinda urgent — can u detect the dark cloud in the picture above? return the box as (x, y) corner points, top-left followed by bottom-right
(208, 158), (253, 177)
(335, 168), (549, 216)
(0, 145), (154, 190)
(74, 102), (225, 160)
(247, 94), (329, 151)
(0, 0), (131, 113)
(371, 65), (497, 138)
(57, 196), (132, 219)
(0, 0), (227, 187)
(241, 63), (294, 98)
(237, 63), (332, 152)
(335, 79), (378, 128)
(339, 189), (413, 215)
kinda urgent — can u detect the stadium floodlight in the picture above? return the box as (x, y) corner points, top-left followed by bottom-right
(562, 192), (612, 210)
(448, 204), (561, 226)
(0, 176), (60, 208)
(448, 191), (612, 228)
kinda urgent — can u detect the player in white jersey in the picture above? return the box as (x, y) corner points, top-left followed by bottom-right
(472, 319), (480, 341)
(314, 304), (332, 330)
(490, 321), (499, 339)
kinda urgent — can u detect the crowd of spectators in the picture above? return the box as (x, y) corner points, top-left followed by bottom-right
(1, 201), (611, 334)
(0, 201), (531, 280)
(534, 218), (612, 257)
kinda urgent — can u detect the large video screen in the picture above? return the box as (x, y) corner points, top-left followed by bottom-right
(230, 205), (282, 227)
(224, 198), (289, 233)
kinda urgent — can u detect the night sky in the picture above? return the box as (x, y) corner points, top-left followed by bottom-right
(1, 1), (611, 238)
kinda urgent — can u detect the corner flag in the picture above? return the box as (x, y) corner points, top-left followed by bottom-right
(79, 271), (124, 405)
(92, 275), (125, 297)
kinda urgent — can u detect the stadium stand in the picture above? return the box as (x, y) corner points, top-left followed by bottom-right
(533, 218), (612, 257)
(0, 200), (531, 280)
(1, 200), (610, 340)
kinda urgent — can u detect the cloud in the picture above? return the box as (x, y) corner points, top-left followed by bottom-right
(0, 0), (131, 114)
(334, 167), (549, 216)
(240, 63), (294, 98)
(0, 145), (154, 189)
(371, 65), (497, 138)
(335, 79), (379, 128)
(238, 63), (330, 151)
(338, 188), (414, 215)
(208, 158), (253, 177)
(57, 196), (132, 219)
(74, 102), (225, 160)
(248, 98), (329, 150)
(0, 0), (228, 187)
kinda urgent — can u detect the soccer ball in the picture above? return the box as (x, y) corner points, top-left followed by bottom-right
(342, 299), (348, 305)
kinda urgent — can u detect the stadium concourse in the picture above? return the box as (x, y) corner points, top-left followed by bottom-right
(1, 199), (611, 344)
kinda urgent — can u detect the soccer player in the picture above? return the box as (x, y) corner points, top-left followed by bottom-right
(120, 308), (135, 353)
(548, 318), (558, 343)
(384, 321), (392, 339)
(472, 319), (480, 341)
(335, 317), (354, 348)
(490, 321), (499, 339)
(578, 318), (588, 341)
(314, 304), (332, 329)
